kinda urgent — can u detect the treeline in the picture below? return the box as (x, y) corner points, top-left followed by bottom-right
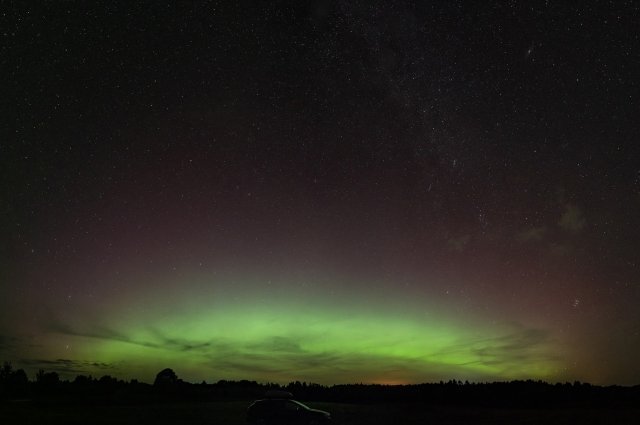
(2, 362), (639, 408)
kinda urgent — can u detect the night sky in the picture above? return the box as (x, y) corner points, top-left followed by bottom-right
(2, 2), (640, 386)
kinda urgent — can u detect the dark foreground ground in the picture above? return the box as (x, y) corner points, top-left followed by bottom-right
(2, 400), (639, 425)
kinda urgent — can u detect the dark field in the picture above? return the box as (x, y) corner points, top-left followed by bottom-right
(2, 400), (639, 425)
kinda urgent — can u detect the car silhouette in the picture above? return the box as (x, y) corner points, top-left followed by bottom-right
(247, 397), (331, 424)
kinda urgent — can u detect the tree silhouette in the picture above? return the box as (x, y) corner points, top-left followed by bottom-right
(9, 368), (28, 387)
(154, 368), (178, 387)
(0, 362), (29, 397)
(36, 369), (60, 388)
(0, 361), (12, 381)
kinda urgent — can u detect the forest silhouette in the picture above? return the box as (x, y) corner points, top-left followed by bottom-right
(2, 361), (639, 408)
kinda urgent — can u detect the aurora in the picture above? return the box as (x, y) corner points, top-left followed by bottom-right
(16, 271), (566, 384)
(3, 2), (638, 387)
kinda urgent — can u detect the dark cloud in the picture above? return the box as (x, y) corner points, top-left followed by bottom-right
(147, 327), (220, 352)
(246, 336), (305, 354)
(469, 328), (560, 367)
(48, 319), (235, 356)
(433, 326), (560, 370)
(0, 334), (41, 356)
(19, 358), (116, 375)
(47, 320), (155, 348)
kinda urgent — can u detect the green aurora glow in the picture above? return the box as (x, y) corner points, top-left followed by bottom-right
(31, 274), (566, 384)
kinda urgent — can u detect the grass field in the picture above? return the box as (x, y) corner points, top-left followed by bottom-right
(1, 400), (639, 424)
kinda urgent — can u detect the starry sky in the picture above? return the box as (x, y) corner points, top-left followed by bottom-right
(2, 1), (639, 385)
